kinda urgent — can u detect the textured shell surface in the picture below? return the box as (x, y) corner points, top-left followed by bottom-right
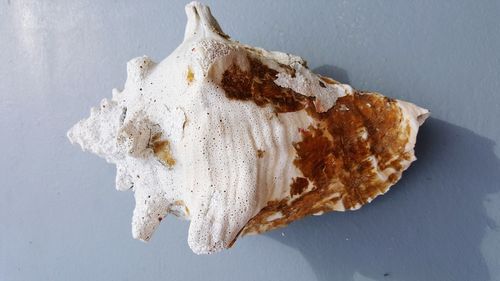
(67, 1), (429, 254)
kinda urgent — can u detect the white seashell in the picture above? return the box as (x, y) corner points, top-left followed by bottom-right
(68, 1), (429, 254)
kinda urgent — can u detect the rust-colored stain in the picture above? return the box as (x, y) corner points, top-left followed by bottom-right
(242, 93), (412, 235)
(290, 177), (309, 197)
(257, 149), (265, 158)
(151, 134), (176, 168)
(187, 66), (195, 84)
(220, 55), (310, 113)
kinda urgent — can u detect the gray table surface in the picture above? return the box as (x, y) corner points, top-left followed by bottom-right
(1, 1), (500, 280)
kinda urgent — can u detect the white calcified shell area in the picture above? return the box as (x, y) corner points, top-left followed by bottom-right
(68, 2), (429, 254)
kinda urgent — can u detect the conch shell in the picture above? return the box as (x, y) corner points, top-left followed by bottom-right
(68, 2), (429, 254)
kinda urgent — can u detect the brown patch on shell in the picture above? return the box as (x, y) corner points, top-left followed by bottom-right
(242, 92), (412, 235)
(151, 135), (176, 168)
(257, 149), (265, 158)
(290, 177), (309, 197)
(220, 56), (311, 113)
(186, 66), (195, 84)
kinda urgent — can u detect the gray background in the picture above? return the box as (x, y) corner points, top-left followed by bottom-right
(1, 0), (500, 280)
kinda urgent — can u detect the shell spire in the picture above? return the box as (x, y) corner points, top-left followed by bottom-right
(184, 1), (229, 41)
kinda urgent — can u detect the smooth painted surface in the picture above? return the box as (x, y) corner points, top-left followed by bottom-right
(1, 1), (500, 280)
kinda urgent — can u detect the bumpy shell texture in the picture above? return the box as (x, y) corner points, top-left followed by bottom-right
(68, 2), (429, 254)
